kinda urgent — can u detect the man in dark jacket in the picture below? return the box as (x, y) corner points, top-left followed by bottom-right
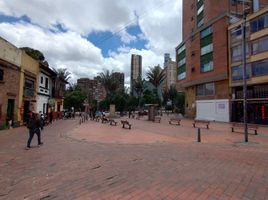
(25, 113), (43, 150)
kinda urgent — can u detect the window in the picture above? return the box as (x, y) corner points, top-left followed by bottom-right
(231, 26), (242, 42)
(178, 57), (186, 67)
(25, 79), (34, 89)
(250, 13), (268, 33)
(201, 61), (213, 72)
(197, 4), (204, 15)
(0, 69), (3, 81)
(200, 34), (212, 47)
(45, 78), (49, 89)
(201, 52), (213, 72)
(201, 43), (213, 56)
(231, 43), (249, 62)
(231, 45), (242, 62)
(252, 59), (268, 77)
(41, 76), (43, 84)
(200, 26), (213, 38)
(231, 65), (250, 81)
(178, 44), (185, 54)
(178, 65), (186, 80)
(196, 82), (214, 96)
(197, 11), (204, 27)
(252, 36), (268, 55)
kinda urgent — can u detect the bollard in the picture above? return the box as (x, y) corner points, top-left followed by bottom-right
(197, 128), (201, 143)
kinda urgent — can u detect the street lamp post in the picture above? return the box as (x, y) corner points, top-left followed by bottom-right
(242, 1), (248, 142)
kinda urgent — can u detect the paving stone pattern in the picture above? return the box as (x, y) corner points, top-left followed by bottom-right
(0, 116), (268, 200)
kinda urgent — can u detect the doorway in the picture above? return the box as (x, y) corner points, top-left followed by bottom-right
(23, 101), (30, 123)
(6, 99), (14, 123)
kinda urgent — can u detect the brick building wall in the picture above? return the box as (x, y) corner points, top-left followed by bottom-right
(0, 59), (20, 126)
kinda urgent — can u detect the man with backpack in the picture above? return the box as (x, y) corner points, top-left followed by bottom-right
(25, 113), (43, 150)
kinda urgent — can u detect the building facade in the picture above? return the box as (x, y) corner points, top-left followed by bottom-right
(52, 76), (67, 119)
(19, 51), (39, 124)
(130, 54), (142, 95)
(0, 37), (21, 127)
(77, 78), (106, 104)
(162, 53), (177, 91)
(36, 63), (57, 115)
(229, 6), (268, 125)
(112, 72), (124, 91)
(176, 0), (268, 122)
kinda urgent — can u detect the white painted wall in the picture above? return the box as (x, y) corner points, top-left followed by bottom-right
(37, 95), (49, 114)
(196, 99), (230, 122)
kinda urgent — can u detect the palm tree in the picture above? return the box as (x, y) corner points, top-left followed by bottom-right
(98, 70), (119, 94)
(168, 84), (178, 111)
(53, 68), (71, 82)
(133, 76), (145, 107)
(146, 65), (166, 103)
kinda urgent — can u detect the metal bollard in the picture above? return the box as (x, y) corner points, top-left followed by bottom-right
(197, 128), (201, 142)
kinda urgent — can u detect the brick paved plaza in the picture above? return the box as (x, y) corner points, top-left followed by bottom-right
(1, 116), (268, 200)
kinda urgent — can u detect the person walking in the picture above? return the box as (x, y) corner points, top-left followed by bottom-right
(25, 113), (43, 150)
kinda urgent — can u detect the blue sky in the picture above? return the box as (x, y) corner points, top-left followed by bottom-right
(88, 24), (148, 57)
(0, 0), (181, 83)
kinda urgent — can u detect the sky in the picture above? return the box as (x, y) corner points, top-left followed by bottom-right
(0, 0), (182, 86)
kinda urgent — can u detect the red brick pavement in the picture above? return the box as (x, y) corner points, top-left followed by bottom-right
(0, 116), (268, 200)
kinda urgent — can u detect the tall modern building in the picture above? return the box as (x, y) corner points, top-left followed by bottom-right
(163, 53), (177, 91)
(228, 6), (268, 125)
(130, 54), (142, 95)
(176, 0), (268, 122)
(164, 53), (171, 67)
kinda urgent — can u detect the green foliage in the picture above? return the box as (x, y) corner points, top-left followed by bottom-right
(64, 85), (86, 111)
(98, 70), (119, 94)
(146, 65), (166, 89)
(141, 89), (158, 105)
(146, 65), (166, 105)
(174, 92), (185, 114)
(20, 47), (45, 61)
(126, 96), (138, 111)
(53, 68), (71, 82)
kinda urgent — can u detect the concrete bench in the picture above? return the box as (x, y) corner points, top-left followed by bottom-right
(121, 120), (132, 129)
(169, 118), (181, 125)
(193, 120), (210, 129)
(101, 117), (109, 123)
(231, 123), (258, 135)
(109, 119), (118, 126)
(153, 116), (161, 123)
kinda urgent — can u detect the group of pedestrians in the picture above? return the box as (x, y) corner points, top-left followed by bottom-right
(25, 112), (44, 150)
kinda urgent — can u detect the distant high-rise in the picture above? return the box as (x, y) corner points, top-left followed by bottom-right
(112, 72), (124, 91)
(77, 78), (106, 103)
(130, 54), (142, 95)
(164, 53), (171, 67)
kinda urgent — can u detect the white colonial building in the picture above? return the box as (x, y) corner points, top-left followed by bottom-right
(36, 63), (56, 114)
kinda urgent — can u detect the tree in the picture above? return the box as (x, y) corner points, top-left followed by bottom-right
(64, 85), (86, 111)
(133, 76), (146, 107)
(53, 68), (71, 82)
(20, 47), (45, 61)
(146, 65), (166, 104)
(168, 84), (178, 110)
(98, 70), (119, 95)
(174, 92), (185, 114)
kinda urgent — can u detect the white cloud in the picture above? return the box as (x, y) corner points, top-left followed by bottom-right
(0, 0), (183, 84)
(117, 29), (137, 44)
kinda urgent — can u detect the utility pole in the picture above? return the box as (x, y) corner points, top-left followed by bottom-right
(242, 0), (248, 142)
